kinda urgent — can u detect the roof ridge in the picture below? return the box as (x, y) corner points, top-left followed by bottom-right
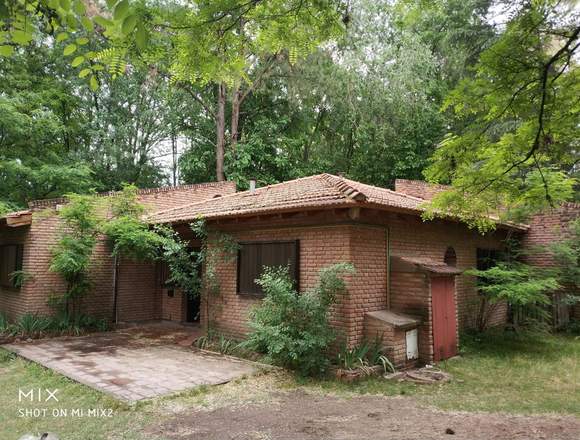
(321, 174), (367, 201)
(340, 176), (427, 203)
(28, 181), (235, 209)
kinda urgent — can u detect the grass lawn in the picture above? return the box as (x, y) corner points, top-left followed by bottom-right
(306, 331), (580, 415)
(1, 332), (578, 439)
(0, 350), (151, 440)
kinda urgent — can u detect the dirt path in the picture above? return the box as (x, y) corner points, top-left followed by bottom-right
(150, 390), (580, 440)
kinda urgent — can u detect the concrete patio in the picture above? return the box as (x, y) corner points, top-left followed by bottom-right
(3, 322), (259, 402)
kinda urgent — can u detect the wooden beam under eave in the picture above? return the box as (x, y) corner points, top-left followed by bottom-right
(6, 214), (32, 227)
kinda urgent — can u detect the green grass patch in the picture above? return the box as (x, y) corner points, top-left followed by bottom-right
(0, 349), (152, 440)
(425, 331), (580, 414)
(308, 331), (580, 415)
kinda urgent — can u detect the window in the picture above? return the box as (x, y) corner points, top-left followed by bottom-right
(444, 246), (457, 267)
(237, 240), (299, 296)
(0, 244), (23, 289)
(476, 248), (501, 270)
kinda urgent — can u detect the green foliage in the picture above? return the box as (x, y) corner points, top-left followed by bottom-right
(48, 311), (110, 336)
(466, 261), (559, 327)
(0, 311), (109, 338)
(336, 343), (369, 370)
(49, 194), (100, 315)
(192, 218), (239, 297)
(0, 201), (13, 216)
(336, 335), (395, 373)
(550, 219), (580, 298)
(244, 263), (354, 376)
(103, 215), (161, 261)
(0, 0), (146, 89)
(14, 313), (52, 337)
(562, 319), (580, 336)
(0, 312), (9, 333)
(155, 224), (202, 298)
(0, 48), (97, 207)
(164, 0), (344, 87)
(195, 332), (241, 356)
(102, 184), (160, 261)
(424, 1), (580, 228)
(8, 270), (33, 289)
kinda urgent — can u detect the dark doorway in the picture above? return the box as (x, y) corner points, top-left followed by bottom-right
(185, 247), (202, 323)
(185, 292), (200, 323)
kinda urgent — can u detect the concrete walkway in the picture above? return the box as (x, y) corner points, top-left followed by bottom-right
(4, 323), (258, 402)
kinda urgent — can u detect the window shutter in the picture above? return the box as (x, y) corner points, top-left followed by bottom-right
(237, 241), (299, 296)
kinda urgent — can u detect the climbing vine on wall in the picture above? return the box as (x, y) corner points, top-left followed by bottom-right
(48, 186), (238, 325)
(48, 193), (101, 317)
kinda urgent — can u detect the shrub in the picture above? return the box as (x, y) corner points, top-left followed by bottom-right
(466, 260), (559, 329)
(0, 312), (9, 333)
(336, 336), (395, 374)
(243, 263), (354, 376)
(15, 313), (52, 337)
(49, 312), (109, 335)
(195, 332), (240, 355)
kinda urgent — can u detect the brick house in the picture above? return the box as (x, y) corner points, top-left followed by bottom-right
(0, 174), (577, 366)
(0, 182), (235, 323)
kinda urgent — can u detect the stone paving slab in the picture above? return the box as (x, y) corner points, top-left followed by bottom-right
(3, 324), (258, 402)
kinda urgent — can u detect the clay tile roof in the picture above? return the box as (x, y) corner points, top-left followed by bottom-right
(0, 209), (33, 227)
(149, 174), (425, 224)
(148, 173), (527, 231)
(392, 256), (463, 275)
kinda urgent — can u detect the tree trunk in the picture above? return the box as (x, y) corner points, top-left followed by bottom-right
(216, 83), (226, 182)
(171, 132), (177, 186)
(230, 84), (241, 154)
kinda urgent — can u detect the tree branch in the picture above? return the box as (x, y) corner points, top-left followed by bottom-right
(474, 25), (580, 196)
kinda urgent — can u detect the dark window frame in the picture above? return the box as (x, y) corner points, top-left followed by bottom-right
(236, 240), (300, 297)
(0, 243), (24, 290)
(476, 248), (502, 271)
(444, 246), (457, 267)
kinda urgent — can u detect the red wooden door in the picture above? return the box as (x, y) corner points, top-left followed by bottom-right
(431, 277), (457, 362)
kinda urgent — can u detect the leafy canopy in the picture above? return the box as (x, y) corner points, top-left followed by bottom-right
(424, 0), (579, 229)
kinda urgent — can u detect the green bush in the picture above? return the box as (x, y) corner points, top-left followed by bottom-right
(243, 263), (354, 376)
(49, 312), (109, 335)
(336, 335), (395, 373)
(0, 312), (9, 333)
(15, 313), (52, 337)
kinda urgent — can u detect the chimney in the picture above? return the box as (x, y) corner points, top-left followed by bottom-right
(249, 178), (256, 194)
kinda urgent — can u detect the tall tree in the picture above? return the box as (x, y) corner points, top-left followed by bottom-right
(0, 46), (94, 207)
(153, 0), (345, 181)
(424, 0), (580, 229)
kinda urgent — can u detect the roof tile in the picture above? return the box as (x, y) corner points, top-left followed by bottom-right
(149, 174), (423, 224)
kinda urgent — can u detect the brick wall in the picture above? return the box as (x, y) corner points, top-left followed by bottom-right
(363, 314), (417, 369)
(347, 226), (388, 345)
(389, 271), (433, 361)
(385, 213), (508, 328)
(161, 287), (185, 321)
(1, 182), (234, 322)
(522, 203), (580, 318)
(522, 203), (579, 267)
(203, 225), (354, 340)
(202, 213), (507, 352)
